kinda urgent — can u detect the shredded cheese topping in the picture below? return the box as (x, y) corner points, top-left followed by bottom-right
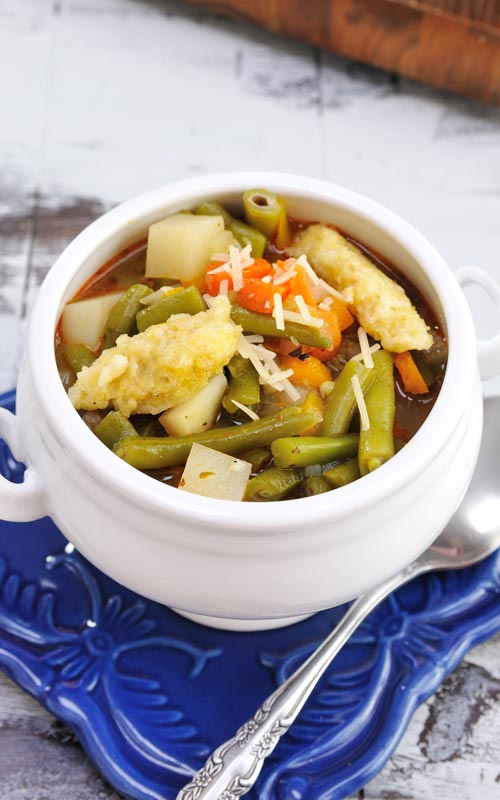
(282, 310), (323, 328)
(357, 326), (374, 368)
(351, 343), (381, 363)
(230, 400), (260, 421)
(295, 254), (320, 284)
(272, 293), (285, 330)
(294, 294), (313, 322)
(351, 374), (370, 431)
(236, 334), (300, 401)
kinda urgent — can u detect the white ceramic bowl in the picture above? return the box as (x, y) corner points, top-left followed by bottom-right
(2, 173), (500, 631)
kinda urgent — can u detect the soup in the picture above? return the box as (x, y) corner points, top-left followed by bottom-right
(55, 189), (447, 501)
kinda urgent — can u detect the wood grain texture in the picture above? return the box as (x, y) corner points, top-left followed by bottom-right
(180, 0), (500, 104)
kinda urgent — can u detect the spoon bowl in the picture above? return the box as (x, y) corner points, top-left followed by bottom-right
(177, 396), (500, 800)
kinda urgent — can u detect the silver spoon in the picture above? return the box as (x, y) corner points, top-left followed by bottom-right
(177, 396), (500, 800)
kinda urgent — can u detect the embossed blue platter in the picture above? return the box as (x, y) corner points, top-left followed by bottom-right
(2, 388), (500, 800)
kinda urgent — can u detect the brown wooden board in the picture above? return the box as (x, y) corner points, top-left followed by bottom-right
(180, 0), (500, 104)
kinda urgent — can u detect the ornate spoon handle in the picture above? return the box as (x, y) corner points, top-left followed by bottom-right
(176, 563), (420, 800)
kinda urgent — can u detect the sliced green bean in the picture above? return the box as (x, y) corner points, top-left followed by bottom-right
(320, 360), (376, 436)
(411, 350), (436, 388)
(243, 189), (282, 238)
(104, 284), (153, 347)
(114, 401), (323, 470)
(358, 350), (395, 476)
(63, 343), (96, 374)
(271, 434), (359, 468)
(227, 353), (250, 379)
(301, 475), (332, 496)
(223, 362), (260, 414)
(195, 201), (267, 258)
(241, 448), (272, 473)
(245, 467), (302, 502)
(95, 411), (139, 450)
(323, 457), (360, 488)
(136, 286), (206, 332)
(230, 304), (332, 350)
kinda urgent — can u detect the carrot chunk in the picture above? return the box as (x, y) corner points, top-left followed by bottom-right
(393, 351), (429, 395)
(236, 279), (288, 314)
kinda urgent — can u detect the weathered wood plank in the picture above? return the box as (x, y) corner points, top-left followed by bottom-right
(179, 0), (500, 104)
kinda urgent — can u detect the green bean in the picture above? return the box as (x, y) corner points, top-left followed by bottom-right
(223, 362), (260, 414)
(230, 304), (332, 350)
(271, 434), (359, 468)
(227, 353), (250, 379)
(243, 189), (283, 238)
(136, 286), (206, 332)
(63, 343), (96, 374)
(194, 202), (267, 258)
(95, 411), (139, 450)
(323, 457), (360, 488)
(411, 350), (436, 388)
(320, 360), (376, 436)
(358, 350), (395, 476)
(301, 475), (332, 496)
(104, 284), (153, 347)
(241, 448), (272, 473)
(114, 400), (323, 470)
(245, 467), (302, 502)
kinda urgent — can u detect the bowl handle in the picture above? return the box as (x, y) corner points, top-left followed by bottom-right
(0, 407), (47, 521)
(456, 266), (500, 381)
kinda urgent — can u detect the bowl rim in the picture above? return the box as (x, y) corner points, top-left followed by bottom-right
(26, 171), (478, 534)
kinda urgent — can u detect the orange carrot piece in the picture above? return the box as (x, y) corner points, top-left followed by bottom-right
(279, 354), (332, 388)
(236, 279), (289, 314)
(325, 296), (354, 331)
(289, 264), (317, 308)
(307, 307), (342, 362)
(393, 351), (429, 395)
(205, 258), (272, 296)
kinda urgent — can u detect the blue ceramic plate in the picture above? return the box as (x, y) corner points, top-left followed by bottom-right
(1, 388), (500, 800)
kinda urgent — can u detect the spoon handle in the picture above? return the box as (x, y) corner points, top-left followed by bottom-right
(176, 562), (421, 800)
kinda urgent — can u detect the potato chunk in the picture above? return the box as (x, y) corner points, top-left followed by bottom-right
(68, 296), (240, 417)
(291, 225), (433, 352)
(61, 292), (124, 350)
(159, 373), (228, 436)
(145, 213), (224, 280)
(179, 443), (252, 501)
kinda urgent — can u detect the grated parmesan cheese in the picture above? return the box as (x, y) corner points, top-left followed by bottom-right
(294, 294), (313, 322)
(295, 254), (320, 284)
(219, 279), (229, 296)
(357, 326), (374, 369)
(231, 400), (260, 421)
(282, 310), (323, 328)
(273, 266), (297, 285)
(351, 374), (370, 431)
(230, 245), (244, 291)
(351, 343), (381, 363)
(272, 293), (285, 330)
(236, 334), (300, 401)
(262, 275), (272, 284)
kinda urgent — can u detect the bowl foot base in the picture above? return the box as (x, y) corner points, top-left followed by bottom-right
(170, 607), (314, 631)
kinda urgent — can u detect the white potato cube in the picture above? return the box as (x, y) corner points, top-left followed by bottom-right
(159, 373), (227, 436)
(145, 213), (224, 280)
(210, 229), (238, 255)
(61, 291), (124, 350)
(179, 443), (252, 501)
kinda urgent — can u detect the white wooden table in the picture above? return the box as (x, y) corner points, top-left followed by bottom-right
(1, 1), (500, 797)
